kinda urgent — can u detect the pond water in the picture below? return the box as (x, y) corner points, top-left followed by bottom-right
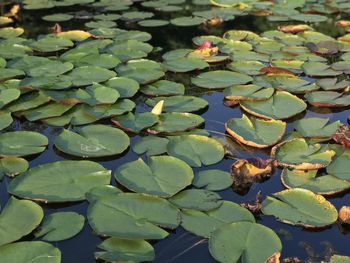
(1, 0), (350, 262)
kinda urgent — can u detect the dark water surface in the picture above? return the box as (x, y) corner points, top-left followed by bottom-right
(2, 1), (350, 262)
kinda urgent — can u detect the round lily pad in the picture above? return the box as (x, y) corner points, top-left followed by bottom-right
(146, 96), (208, 112)
(262, 188), (338, 228)
(105, 77), (140, 98)
(240, 91), (307, 120)
(167, 135), (225, 167)
(0, 131), (48, 157)
(162, 57), (209, 73)
(271, 138), (335, 169)
(42, 13), (74, 21)
(87, 193), (180, 239)
(112, 112), (158, 133)
(115, 156), (193, 198)
(35, 212), (85, 241)
(225, 114), (286, 148)
(224, 84), (274, 101)
(191, 70), (253, 89)
(193, 170), (233, 191)
(209, 222), (282, 263)
(0, 157), (29, 178)
(8, 160), (111, 202)
(294, 117), (341, 138)
(170, 16), (206, 27)
(281, 169), (350, 195)
(140, 80), (185, 96)
(181, 201), (254, 238)
(138, 19), (169, 27)
(54, 125), (130, 158)
(67, 66), (117, 86)
(305, 91), (350, 107)
(132, 136), (169, 156)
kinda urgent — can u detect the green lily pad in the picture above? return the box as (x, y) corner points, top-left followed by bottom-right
(162, 57), (209, 73)
(0, 131), (48, 157)
(169, 189), (222, 211)
(281, 169), (350, 195)
(146, 96), (208, 112)
(20, 76), (72, 90)
(0, 241), (61, 263)
(327, 255), (350, 263)
(67, 66), (117, 86)
(316, 78), (350, 91)
(305, 91), (350, 107)
(115, 156), (193, 198)
(170, 16), (206, 26)
(20, 102), (74, 121)
(227, 60), (265, 75)
(294, 117), (341, 138)
(262, 188), (338, 228)
(105, 40), (153, 62)
(132, 136), (169, 156)
(86, 185), (122, 203)
(225, 114), (286, 148)
(8, 160), (111, 202)
(4, 91), (50, 112)
(302, 62), (341, 77)
(0, 157), (28, 179)
(0, 111), (12, 131)
(0, 68), (25, 81)
(138, 19), (169, 27)
(193, 170), (233, 191)
(95, 237), (155, 262)
(326, 150), (350, 180)
(30, 36), (74, 52)
(0, 27), (24, 38)
(140, 80), (185, 96)
(181, 201), (254, 238)
(35, 212), (85, 241)
(0, 88), (20, 108)
(209, 222), (282, 263)
(0, 197), (43, 246)
(271, 138), (335, 169)
(167, 135), (224, 167)
(112, 112), (158, 133)
(148, 112), (204, 134)
(240, 91), (307, 120)
(54, 125), (130, 158)
(105, 77), (140, 98)
(224, 84), (274, 101)
(42, 13), (74, 21)
(191, 70), (253, 89)
(87, 193), (180, 239)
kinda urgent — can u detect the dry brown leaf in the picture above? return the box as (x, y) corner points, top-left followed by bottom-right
(260, 66), (296, 76)
(278, 24), (312, 33)
(338, 206), (350, 224)
(332, 124), (350, 149)
(266, 252), (281, 263)
(335, 20), (350, 27)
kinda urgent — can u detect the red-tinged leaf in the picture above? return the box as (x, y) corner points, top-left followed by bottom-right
(277, 24), (313, 33)
(51, 23), (62, 34)
(260, 66), (296, 76)
(332, 124), (350, 149)
(198, 40), (212, 50)
(336, 20), (350, 27)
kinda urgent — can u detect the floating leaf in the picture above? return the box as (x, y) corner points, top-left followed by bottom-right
(162, 57), (209, 72)
(35, 212), (85, 241)
(9, 160), (111, 202)
(0, 131), (48, 157)
(95, 238), (155, 262)
(0, 241), (61, 263)
(169, 189), (222, 211)
(224, 84), (274, 101)
(240, 91), (307, 120)
(181, 200), (254, 237)
(141, 80), (185, 96)
(54, 125), (129, 158)
(209, 222), (282, 263)
(271, 138), (335, 169)
(294, 118), (341, 138)
(0, 197), (43, 246)
(281, 169), (350, 195)
(167, 135), (225, 167)
(87, 193), (180, 239)
(193, 170), (233, 191)
(115, 156), (193, 198)
(112, 112), (158, 133)
(305, 91), (350, 107)
(132, 136), (169, 156)
(225, 114), (286, 148)
(262, 188), (338, 228)
(0, 157), (28, 178)
(146, 96), (208, 112)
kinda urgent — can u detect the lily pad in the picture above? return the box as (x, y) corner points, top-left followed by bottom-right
(54, 125), (130, 158)
(305, 91), (350, 107)
(146, 96), (208, 112)
(140, 80), (185, 96)
(148, 113), (204, 134)
(105, 77), (140, 98)
(225, 114), (286, 148)
(0, 241), (61, 263)
(209, 222), (282, 263)
(132, 136), (169, 156)
(87, 193), (180, 239)
(112, 112), (158, 133)
(0, 131), (48, 157)
(167, 135), (225, 167)
(8, 160), (111, 202)
(162, 57), (209, 73)
(191, 70), (253, 89)
(240, 91), (307, 120)
(224, 84), (274, 101)
(193, 170), (233, 191)
(170, 16), (206, 26)
(0, 197), (43, 246)
(326, 150), (350, 180)
(115, 156), (193, 198)
(281, 169), (350, 195)
(294, 118), (341, 138)
(262, 188), (338, 228)
(181, 201), (254, 237)
(67, 66), (117, 86)
(95, 238), (155, 262)
(35, 212), (85, 241)
(169, 189), (222, 211)
(0, 157), (29, 178)
(271, 138), (335, 169)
